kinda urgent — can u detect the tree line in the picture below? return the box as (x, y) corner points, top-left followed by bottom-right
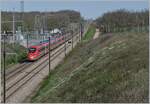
(95, 9), (149, 33)
(1, 10), (81, 32)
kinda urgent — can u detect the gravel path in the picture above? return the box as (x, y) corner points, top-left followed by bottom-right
(93, 28), (100, 39)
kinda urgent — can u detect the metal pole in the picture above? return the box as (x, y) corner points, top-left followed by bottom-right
(27, 33), (29, 48)
(80, 23), (81, 41)
(44, 36), (46, 54)
(64, 32), (66, 57)
(72, 30), (73, 50)
(21, 1), (24, 33)
(80, 23), (83, 40)
(13, 8), (15, 47)
(3, 35), (6, 103)
(79, 23), (80, 42)
(13, 9), (15, 36)
(48, 36), (51, 74)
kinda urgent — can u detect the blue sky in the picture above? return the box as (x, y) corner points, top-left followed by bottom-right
(1, 0), (149, 19)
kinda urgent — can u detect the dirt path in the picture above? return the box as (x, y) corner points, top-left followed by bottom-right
(93, 28), (100, 39)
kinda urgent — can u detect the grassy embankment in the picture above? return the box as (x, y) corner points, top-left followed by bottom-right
(1, 43), (27, 69)
(82, 25), (96, 42)
(31, 29), (148, 103)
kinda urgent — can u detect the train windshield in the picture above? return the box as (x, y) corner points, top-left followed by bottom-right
(40, 40), (49, 44)
(29, 48), (36, 53)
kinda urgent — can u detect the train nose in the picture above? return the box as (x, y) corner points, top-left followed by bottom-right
(28, 54), (36, 60)
(30, 56), (34, 59)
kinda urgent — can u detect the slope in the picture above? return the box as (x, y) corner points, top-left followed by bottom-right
(31, 31), (149, 103)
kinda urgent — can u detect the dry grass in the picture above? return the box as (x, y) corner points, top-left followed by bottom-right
(31, 31), (149, 103)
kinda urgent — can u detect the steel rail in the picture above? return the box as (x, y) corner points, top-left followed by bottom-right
(6, 45), (70, 99)
(4, 34), (74, 82)
(3, 33), (79, 101)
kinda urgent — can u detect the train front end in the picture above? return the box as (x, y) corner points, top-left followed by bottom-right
(28, 46), (40, 61)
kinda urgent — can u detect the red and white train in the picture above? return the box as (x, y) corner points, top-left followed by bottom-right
(27, 33), (65, 61)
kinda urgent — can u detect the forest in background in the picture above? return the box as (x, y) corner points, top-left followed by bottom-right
(95, 9), (149, 32)
(1, 10), (82, 32)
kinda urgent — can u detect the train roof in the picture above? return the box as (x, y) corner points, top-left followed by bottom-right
(29, 35), (64, 49)
(29, 42), (49, 49)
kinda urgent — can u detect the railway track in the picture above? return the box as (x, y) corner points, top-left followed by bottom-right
(4, 31), (80, 78)
(1, 40), (65, 84)
(5, 44), (65, 82)
(2, 33), (79, 102)
(4, 35), (68, 77)
(2, 34), (73, 82)
(6, 44), (70, 99)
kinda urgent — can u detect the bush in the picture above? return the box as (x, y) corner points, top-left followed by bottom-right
(83, 25), (96, 41)
(1, 43), (27, 69)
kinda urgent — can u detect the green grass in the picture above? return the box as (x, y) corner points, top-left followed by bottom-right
(1, 43), (27, 69)
(82, 25), (96, 42)
(31, 31), (148, 103)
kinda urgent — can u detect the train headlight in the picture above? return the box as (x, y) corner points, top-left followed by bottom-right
(30, 56), (34, 59)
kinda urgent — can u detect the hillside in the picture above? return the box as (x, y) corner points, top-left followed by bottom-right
(31, 31), (148, 103)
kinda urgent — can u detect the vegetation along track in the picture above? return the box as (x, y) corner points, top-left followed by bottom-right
(3, 33), (75, 82)
(4, 33), (79, 100)
(6, 44), (70, 99)
(5, 44), (64, 82)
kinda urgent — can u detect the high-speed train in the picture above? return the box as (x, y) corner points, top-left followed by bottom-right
(27, 33), (64, 61)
